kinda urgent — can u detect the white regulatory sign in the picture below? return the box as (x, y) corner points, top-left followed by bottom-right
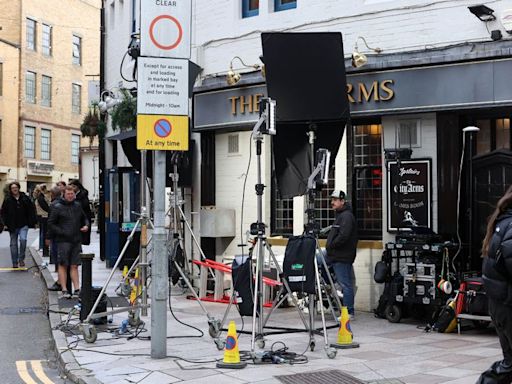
(141, 0), (191, 59)
(137, 57), (189, 116)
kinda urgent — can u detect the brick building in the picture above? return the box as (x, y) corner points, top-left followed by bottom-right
(0, 0), (101, 200)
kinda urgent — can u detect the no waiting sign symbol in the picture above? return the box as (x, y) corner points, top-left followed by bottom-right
(154, 119), (172, 138)
(149, 15), (183, 50)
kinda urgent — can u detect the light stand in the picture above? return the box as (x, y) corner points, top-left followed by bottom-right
(304, 147), (340, 358)
(166, 155), (221, 338)
(249, 97), (276, 351)
(209, 98), (307, 351)
(81, 151), (153, 343)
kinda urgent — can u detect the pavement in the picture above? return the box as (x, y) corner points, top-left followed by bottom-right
(28, 229), (503, 384)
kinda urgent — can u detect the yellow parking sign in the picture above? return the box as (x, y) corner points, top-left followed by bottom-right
(137, 114), (189, 151)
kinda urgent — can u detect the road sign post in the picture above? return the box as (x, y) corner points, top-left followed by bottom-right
(139, 0), (192, 359)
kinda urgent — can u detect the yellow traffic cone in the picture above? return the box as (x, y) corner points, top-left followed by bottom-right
(216, 321), (247, 369)
(330, 306), (360, 349)
(129, 268), (141, 305)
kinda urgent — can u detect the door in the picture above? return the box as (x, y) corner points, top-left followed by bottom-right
(472, 149), (512, 270)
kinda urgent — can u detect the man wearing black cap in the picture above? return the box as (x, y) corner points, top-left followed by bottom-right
(320, 190), (358, 318)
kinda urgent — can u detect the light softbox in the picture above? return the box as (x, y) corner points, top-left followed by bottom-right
(261, 32), (350, 198)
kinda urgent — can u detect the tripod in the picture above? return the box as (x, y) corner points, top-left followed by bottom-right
(166, 157), (221, 338)
(258, 148), (342, 357)
(81, 209), (153, 343)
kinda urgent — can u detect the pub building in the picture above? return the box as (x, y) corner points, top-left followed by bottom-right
(192, 39), (512, 312)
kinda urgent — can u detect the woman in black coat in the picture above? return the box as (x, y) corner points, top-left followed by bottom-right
(69, 180), (93, 246)
(478, 185), (512, 384)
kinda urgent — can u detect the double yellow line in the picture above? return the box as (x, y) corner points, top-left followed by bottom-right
(16, 360), (55, 384)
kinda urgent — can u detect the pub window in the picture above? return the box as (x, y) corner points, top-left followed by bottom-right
(398, 119), (421, 148)
(228, 134), (239, 154)
(242, 0), (259, 17)
(353, 123), (383, 239)
(496, 118), (510, 150)
(271, 175), (294, 236)
(275, 0), (296, 11)
(314, 168), (336, 231)
(475, 118), (511, 155)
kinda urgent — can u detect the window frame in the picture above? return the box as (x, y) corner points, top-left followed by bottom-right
(242, 0), (259, 18)
(314, 168), (336, 232)
(71, 134), (80, 164)
(26, 18), (36, 51)
(275, 0), (296, 12)
(72, 35), (82, 65)
(42, 24), (52, 56)
(72, 83), (81, 114)
(41, 75), (52, 107)
(270, 174), (294, 236)
(352, 122), (383, 240)
(25, 71), (36, 104)
(24, 126), (36, 159)
(41, 128), (51, 160)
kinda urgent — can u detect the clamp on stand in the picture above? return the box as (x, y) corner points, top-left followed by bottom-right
(166, 154), (221, 339)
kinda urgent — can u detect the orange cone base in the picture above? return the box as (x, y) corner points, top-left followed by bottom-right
(330, 342), (360, 349)
(216, 361), (247, 369)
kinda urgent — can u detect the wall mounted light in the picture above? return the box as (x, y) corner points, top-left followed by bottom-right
(468, 5), (496, 22)
(226, 56), (261, 86)
(351, 36), (382, 68)
(98, 90), (120, 113)
(501, 9), (512, 34)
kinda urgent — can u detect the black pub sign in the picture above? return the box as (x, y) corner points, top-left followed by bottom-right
(387, 159), (432, 231)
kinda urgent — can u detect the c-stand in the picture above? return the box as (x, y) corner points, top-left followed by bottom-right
(166, 154), (221, 338)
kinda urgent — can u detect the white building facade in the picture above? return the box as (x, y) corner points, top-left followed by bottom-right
(103, 0), (512, 311)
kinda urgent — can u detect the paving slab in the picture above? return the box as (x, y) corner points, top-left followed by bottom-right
(32, 230), (505, 384)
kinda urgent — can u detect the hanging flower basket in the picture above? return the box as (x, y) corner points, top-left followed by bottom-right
(110, 88), (137, 132)
(80, 103), (105, 145)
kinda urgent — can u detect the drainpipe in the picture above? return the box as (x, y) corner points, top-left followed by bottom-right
(98, 0), (106, 261)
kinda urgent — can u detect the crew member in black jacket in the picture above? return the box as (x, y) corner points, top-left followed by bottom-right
(478, 186), (512, 384)
(1, 181), (36, 268)
(48, 185), (89, 298)
(319, 190), (358, 317)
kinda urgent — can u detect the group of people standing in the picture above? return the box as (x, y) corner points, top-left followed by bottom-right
(1, 180), (93, 298)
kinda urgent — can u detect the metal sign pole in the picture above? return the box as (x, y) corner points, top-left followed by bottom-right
(140, 150), (149, 317)
(151, 150), (168, 358)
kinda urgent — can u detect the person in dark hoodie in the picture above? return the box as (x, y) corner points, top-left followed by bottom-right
(69, 179), (93, 246)
(47, 185), (64, 289)
(318, 190), (358, 318)
(1, 181), (36, 268)
(48, 185), (89, 298)
(478, 186), (512, 384)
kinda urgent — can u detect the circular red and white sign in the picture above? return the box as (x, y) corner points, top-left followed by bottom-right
(149, 15), (183, 50)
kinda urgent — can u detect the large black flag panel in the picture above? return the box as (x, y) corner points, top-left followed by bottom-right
(261, 32), (350, 198)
